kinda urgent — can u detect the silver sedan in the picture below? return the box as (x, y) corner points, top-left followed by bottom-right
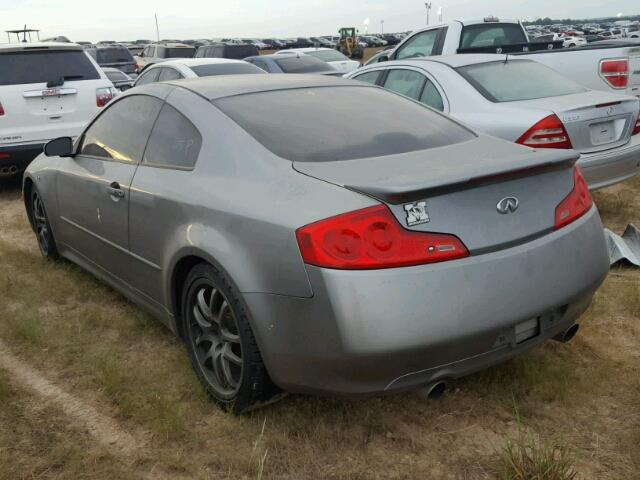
(346, 54), (640, 190)
(24, 75), (609, 412)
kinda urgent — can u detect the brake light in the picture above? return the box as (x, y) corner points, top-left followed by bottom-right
(0, 101), (4, 116)
(296, 205), (469, 270)
(554, 167), (593, 230)
(633, 114), (640, 136)
(96, 87), (116, 107)
(599, 58), (629, 89)
(516, 114), (573, 149)
(134, 63), (140, 74)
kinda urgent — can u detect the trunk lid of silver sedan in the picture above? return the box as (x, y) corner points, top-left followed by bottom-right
(294, 136), (579, 254)
(512, 91), (639, 154)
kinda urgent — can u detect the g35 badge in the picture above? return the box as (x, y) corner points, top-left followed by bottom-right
(404, 201), (430, 226)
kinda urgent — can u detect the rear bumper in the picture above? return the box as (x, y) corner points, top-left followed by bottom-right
(245, 208), (609, 395)
(0, 143), (44, 176)
(579, 137), (640, 190)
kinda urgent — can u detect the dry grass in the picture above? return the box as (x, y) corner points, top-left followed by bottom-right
(0, 174), (638, 479)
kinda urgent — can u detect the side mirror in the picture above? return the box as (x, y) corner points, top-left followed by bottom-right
(378, 54), (389, 63)
(44, 137), (74, 157)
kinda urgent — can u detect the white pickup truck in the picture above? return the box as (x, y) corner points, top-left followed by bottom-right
(371, 17), (640, 98)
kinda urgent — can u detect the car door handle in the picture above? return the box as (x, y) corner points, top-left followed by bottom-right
(106, 182), (125, 199)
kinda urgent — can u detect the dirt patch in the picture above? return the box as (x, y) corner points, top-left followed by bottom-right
(0, 339), (143, 457)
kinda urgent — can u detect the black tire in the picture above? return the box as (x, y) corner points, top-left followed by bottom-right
(30, 187), (59, 260)
(181, 263), (281, 413)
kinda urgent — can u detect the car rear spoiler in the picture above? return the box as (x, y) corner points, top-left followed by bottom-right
(293, 137), (579, 204)
(457, 40), (563, 54)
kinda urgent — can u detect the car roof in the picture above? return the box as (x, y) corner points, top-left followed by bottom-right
(153, 58), (248, 68)
(285, 47), (333, 53)
(385, 54), (512, 69)
(161, 74), (368, 100)
(0, 42), (84, 53)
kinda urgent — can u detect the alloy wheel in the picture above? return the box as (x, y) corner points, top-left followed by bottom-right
(187, 281), (243, 399)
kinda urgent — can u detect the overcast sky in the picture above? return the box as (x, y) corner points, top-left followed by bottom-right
(0, 0), (637, 42)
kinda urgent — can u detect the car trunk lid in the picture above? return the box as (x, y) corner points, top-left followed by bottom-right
(293, 135), (579, 254)
(512, 90), (639, 154)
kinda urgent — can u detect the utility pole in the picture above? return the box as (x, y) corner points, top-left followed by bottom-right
(425, 2), (432, 25)
(154, 14), (160, 42)
(381, 19), (385, 35)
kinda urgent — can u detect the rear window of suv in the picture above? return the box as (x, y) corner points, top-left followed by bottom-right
(96, 47), (134, 64)
(215, 86), (474, 162)
(457, 59), (586, 102)
(0, 50), (100, 86)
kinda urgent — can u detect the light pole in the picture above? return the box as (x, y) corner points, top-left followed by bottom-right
(425, 2), (432, 25)
(381, 19), (385, 35)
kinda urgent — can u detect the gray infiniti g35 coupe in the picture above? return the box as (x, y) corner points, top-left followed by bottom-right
(23, 75), (610, 413)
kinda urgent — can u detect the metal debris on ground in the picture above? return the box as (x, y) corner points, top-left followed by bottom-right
(605, 224), (640, 267)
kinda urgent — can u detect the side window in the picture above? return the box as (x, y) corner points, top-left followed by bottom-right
(383, 69), (426, 100)
(395, 30), (439, 60)
(352, 70), (382, 85)
(156, 46), (165, 58)
(143, 103), (202, 169)
(420, 80), (445, 111)
(147, 46), (155, 57)
(251, 59), (269, 72)
(136, 68), (160, 85)
(214, 46), (223, 57)
(79, 96), (163, 162)
(158, 68), (183, 81)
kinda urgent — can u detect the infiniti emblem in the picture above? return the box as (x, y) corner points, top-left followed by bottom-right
(496, 197), (519, 214)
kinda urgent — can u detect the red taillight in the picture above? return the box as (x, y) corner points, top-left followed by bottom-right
(134, 63), (140, 74)
(554, 167), (593, 230)
(96, 87), (116, 107)
(633, 115), (640, 136)
(599, 58), (629, 89)
(0, 101), (4, 116)
(516, 114), (573, 149)
(296, 205), (469, 270)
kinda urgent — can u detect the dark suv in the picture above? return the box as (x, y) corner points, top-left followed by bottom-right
(195, 44), (260, 60)
(88, 45), (138, 75)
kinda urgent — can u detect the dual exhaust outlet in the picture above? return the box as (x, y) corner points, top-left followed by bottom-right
(0, 165), (18, 177)
(418, 323), (580, 400)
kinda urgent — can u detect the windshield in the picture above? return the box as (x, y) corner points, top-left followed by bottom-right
(165, 47), (196, 58)
(105, 70), (127, 81)
(457, 59), (587, 102)
(96, 47), (133, 64)
(274, 55), (334, 73)
(191, 63), (265, 76)
(0, 50), (100, 86)
(214, 86), (474, 162)
(460, 23), (527, 48)
(305, 50), (350, 62)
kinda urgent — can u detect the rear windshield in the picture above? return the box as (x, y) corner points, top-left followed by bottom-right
(460, 23), (527, 48)
(165, 47), (196, 58)
(96, 47), (134, 64)
(274, 55), (334, 73)
(215, 86), (474, 162)
(457, 59), (587, 102)
(305, 50), (349, 62)
(223, 45), (259, 59)
(190, 63), (265, 77)
(0, 50), (100, 86)
(105, 70), (127, 81)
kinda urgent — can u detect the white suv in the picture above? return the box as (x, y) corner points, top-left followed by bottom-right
(0, 43), (116, 177)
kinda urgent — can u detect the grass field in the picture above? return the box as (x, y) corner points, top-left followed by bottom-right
(0, 172), (638, 480)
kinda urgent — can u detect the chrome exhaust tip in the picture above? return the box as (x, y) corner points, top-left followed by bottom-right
(418, 381), (447, 400)
(553, 324), (580, 343)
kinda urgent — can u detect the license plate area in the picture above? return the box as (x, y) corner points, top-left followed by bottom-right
(491, 307), (567, 350)
(590, 120), (615, 145)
